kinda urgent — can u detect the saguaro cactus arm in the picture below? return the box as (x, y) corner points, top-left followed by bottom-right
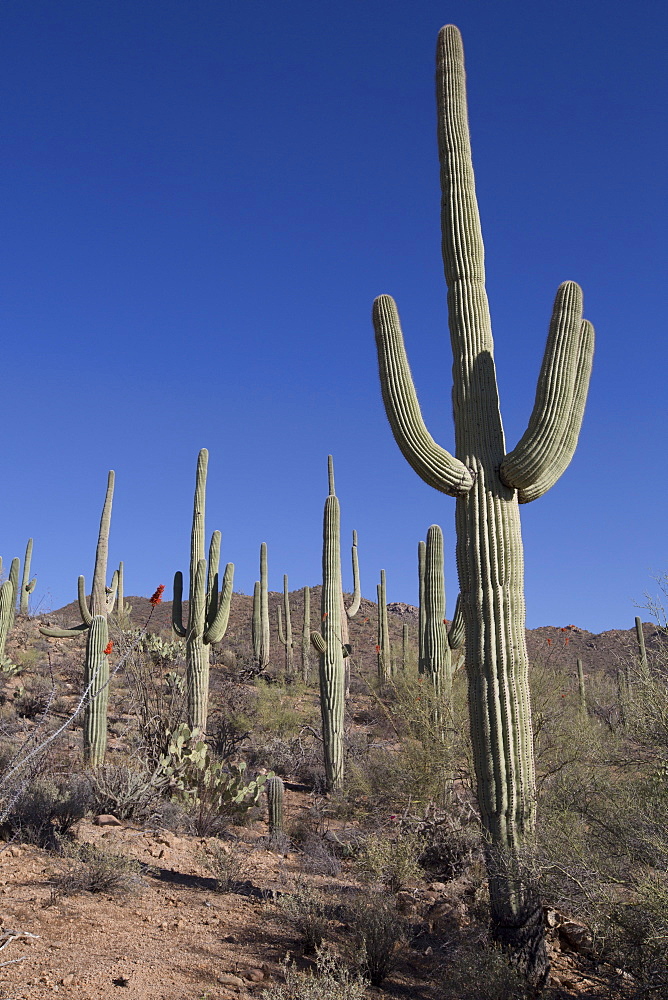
(500, 282), (594, 503)
(373, 295), (474, 498)
(448, 593), (465, 650)
(90, 471), (115, 617)
(204, 562), (234, 644)
(172, 571), (187, 638)
(19, 538), (35, 616)
(346, 530), (362, 618)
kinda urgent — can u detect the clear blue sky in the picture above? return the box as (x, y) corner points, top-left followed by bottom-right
(1, 1), (666, 632)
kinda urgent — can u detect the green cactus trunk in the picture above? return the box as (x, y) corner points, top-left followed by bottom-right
(576, 659), (587, 715)
(371, 26), (594, 981)
(172, 450), (234, 733)
(401, 623), (409, 671)
(83, 615), (110, 767)
(277, 575), (294, 677)
(266, 775), (284, 836)
(301, 585), (312, 682)
(422, 525), (451, 697)
(252, 543), (270, 673)
(40, 471), (117, 767)
(19, 539), (36, 616)
(376, 569), (391, 682)
(311, 461), (346, 793)
(635, 617), (649, 681)
(0, 581), (14, 659)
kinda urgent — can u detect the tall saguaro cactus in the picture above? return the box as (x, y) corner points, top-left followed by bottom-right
(40, 472), (118, 766)
(251, 543), (270, 673)
(277, 574), (294, 677)
(19, 539), (36, 616)
(301, 585), (312, 682)
(421, 525), (452, 696)
(172, 449), (234, 733)
(376, 569), (391, 681)
(310, 458), (349, 792)
(371, 26), (594, 979)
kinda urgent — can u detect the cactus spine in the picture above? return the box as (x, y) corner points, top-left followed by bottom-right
(40, 471), (118, 766)
(266, 775), (284, 837)
(371, 26), (594, 977)
(376, 569), (391, 681)
(252, 543), (270, 673)
(277, 575), (294, 676)
(301, 585), (312, 682)
(634, 616), (649, 681)
(19, 539), (36, 616)
(172, 449), (234, 733)
(310, 458), (347, 792)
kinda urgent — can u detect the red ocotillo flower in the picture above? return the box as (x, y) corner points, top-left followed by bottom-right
(103, 641), (113, 655)
(322, 612), (328, 621)
(564, 635), (570, 646)
(375, 644), (381, 653)
(546, 637), (552, 647)
(150, 584), (165, 607)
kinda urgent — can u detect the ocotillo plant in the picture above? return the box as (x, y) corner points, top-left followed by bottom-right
(310, 458), (349, 792)
(420, 525), (452, 696)
(376, 570), (391, 682)
(277, 575), (294, 677)
(40, 471), (118, 766)
(371, 26), (594, 978)
(172, 449), (234, 734)
(301, 585), (312, 682)
(251, 543), (270, 673)
(18, 539), (36, 616)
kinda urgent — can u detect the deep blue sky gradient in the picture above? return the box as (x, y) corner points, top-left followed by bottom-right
(1, 1), (666, 631)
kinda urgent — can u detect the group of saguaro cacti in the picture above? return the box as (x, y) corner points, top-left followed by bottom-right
(310, 456), (354, 792)
(371, 25), (594, 979)
(172, 448), (234, 734)
(41, 473), (119, 767)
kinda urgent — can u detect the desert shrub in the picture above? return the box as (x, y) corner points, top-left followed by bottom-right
(300, 834), (342, 877)
(51, 841), (142, 898)
(247, 733), (325, 789)
(4, 775), (91, 848)
(261, 948), (366, 1000)
(435, 941), (529, 999)
(347, 895), (405, 986)
(12, 677), (53, 719)
(278, 881), (329, 953)
(354, 830), (423, 893)
(198, 841), (251, 893)
(206, 682), (254, 761)
(254, 680), (317, 737)
(87, 764), (163, 822)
